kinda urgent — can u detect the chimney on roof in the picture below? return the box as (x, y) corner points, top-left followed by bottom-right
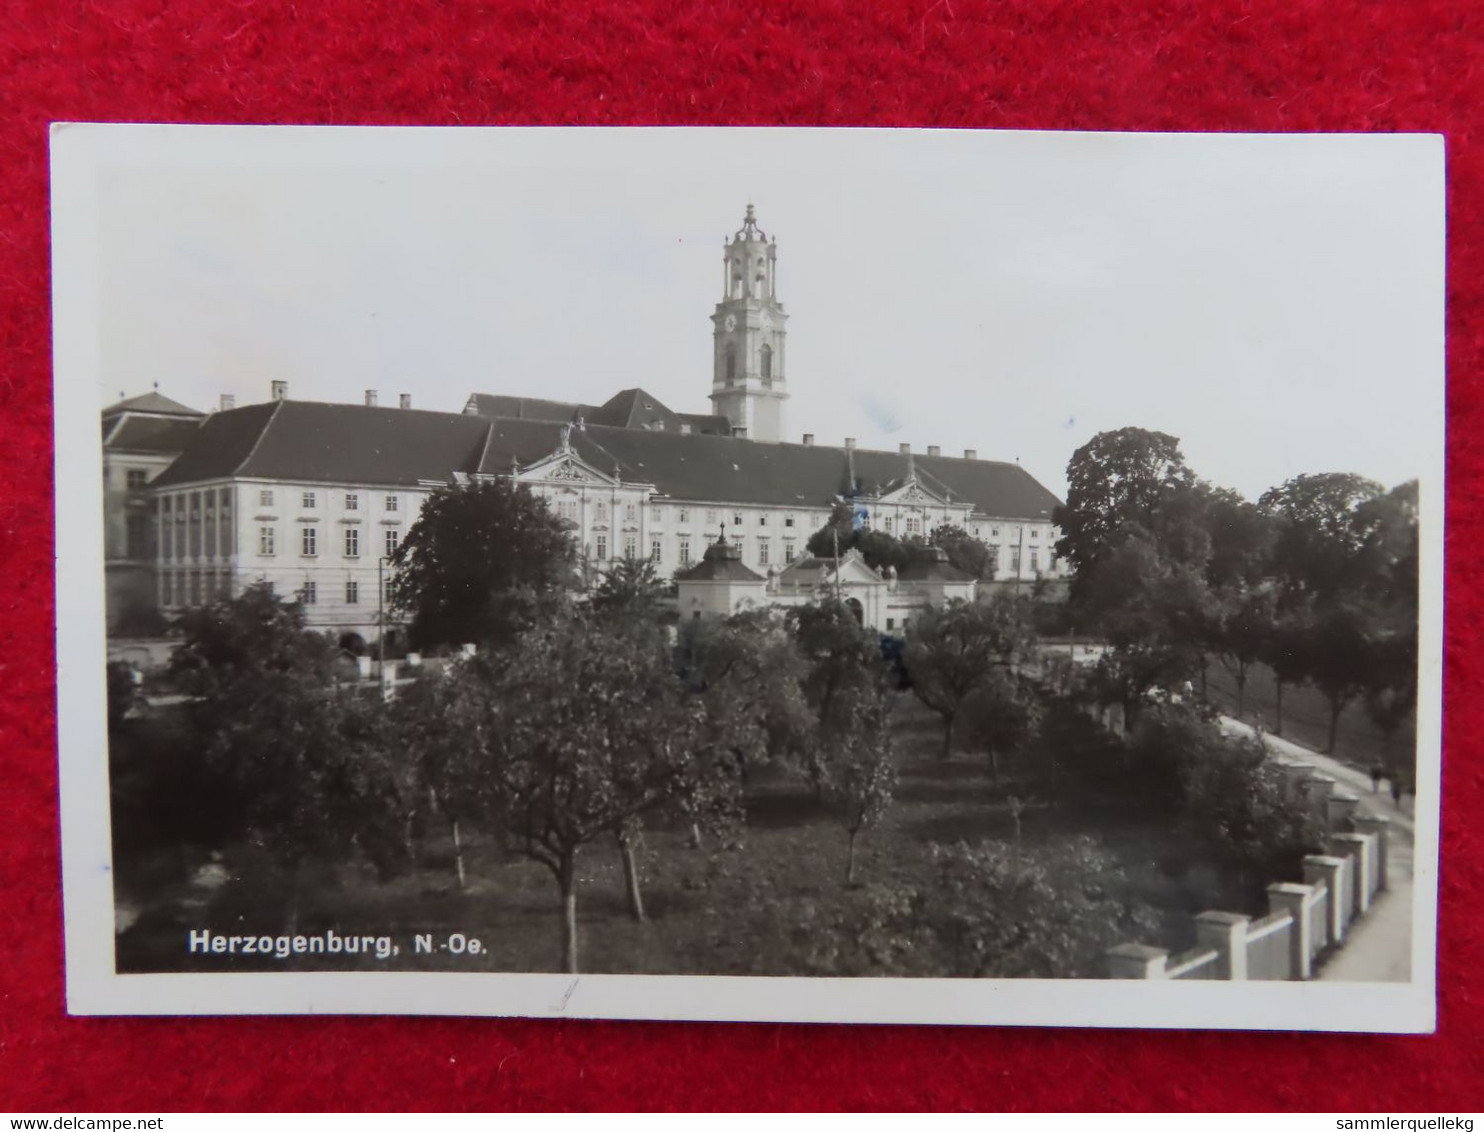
(678, 422), (692, 436)
(271, 380), (288, 401)
(899, 443), (911, 456)
(802, 433), (815, 447)
(844, 437), (856, 451)
(927, 445), (941, 458)
(964, 448), (978, 460)
(399, 393), (411, 410)
(365, 389), (378, 407)
(219, 394), (236, 412)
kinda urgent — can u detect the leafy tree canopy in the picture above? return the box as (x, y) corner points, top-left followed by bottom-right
(388, 480), (577, 651)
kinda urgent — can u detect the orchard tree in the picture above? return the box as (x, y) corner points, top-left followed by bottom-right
(960, 671), (1045, 789)
(904, 595), (1037, 759)
(389, 479), (576, 651)
(460, 613), (743, 973)
(814, 680), (897, 886)
(1210, 588), (1276, 718)
(1307, 602), (1376, 754)
(170, 583), (405, 914)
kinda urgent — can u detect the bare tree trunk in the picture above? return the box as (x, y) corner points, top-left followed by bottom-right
(1235, 669), (1247, 718)
(689, 822), (703, 849)
(404, 811), (417, 867)
(940, 711), (955, 760)
(619, 828), (645, 921)
(558, 850), (579, 975)
(1274, 678), (1285, 736)
(986, 746), (1001, 789)
(1326, 701), (1341, 755)
(846, 829), (858, 886)
(451, 819), (467, 890)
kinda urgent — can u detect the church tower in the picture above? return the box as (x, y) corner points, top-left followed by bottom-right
(711, 205), (789, 443)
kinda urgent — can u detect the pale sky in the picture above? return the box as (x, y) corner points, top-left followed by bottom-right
(93, 127), (1444, 501)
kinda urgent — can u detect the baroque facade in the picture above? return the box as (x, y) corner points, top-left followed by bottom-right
(117, 207), (1071, 643)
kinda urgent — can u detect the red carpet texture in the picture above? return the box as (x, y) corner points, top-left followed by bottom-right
(2, 0), (1481, 1112)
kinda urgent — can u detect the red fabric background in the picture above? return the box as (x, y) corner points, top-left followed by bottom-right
(1, 0), (1480, 1111)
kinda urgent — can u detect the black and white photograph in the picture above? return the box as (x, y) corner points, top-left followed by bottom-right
(52, 125), (1443, 1029)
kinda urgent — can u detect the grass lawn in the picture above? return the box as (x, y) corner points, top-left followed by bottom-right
(113, 696), (1260, 978)
(1203, 660), (1415, 777)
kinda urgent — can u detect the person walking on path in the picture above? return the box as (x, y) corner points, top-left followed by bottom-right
(1220, 716), (1415, 982)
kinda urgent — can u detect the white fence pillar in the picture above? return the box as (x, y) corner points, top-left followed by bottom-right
(1266, 883), (1317, 980)
(1352, 814), (1390, 891)
(1304, 855), (1348, 947)
(1194, 912), (1251, 980)
(1326, 789), (1361, 834)
(1331, 832), (1376, 914)
(1106, 944), (1169, 979)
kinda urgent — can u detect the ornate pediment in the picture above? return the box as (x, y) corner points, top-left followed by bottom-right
(518, 452), (615, 487)
(879, 479), (948, 507)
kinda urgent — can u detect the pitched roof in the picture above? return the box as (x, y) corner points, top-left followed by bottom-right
(479, 421), (1061, 518)
(150, 400), (1062, 521)
(467, 386), (732, 436)
(102, 392), (204, 418)
(898, 547), (974, 583)
(676, 535), (766, 583)
(463, 393), (595, 422)
(104, 415), (203, 454)
(151, 401), (492, 489)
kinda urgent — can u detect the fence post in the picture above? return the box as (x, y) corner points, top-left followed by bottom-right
(1304, 855), (1348, 946)
(1194, 912), (1251, 980)
(1301, 774), (1337, 824)
(1330, 832), (1375, 915)
(1106, 944), (1169, 979)
(1267, 883), (1316, 980)
(1352, 814), (1390, 891)
(1278, 762), (1315, 804)
(1326, 789), (1361, 834)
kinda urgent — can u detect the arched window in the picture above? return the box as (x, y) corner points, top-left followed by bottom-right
(760, 343), (773, 384)
(754, 272), (766, 298)
(725, 343), (737, 385)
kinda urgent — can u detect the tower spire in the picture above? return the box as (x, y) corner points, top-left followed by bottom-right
(711, 204), (789, 443)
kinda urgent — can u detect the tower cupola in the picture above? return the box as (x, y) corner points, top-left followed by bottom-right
(710, 204), (789, 443)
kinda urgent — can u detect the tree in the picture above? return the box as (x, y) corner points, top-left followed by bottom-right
(1210, 588), (1276, 719)
(169, 583), (406, 914)
(1260, 472), (1385, 605)
(389, 479), (576, 651)
(930, 523), (997, 580)
(456, 613), (742, 973)
(591, 557), (666, 621)
(791, 600), (889, 739)
(960, 671), (1044, 789)
(1306, 601), (1376, 754)
(815, 681), (897, 886)
(904, 595), (1036, 758)
(1053, 427), (1194, 587)
(804, 501), (917, 573)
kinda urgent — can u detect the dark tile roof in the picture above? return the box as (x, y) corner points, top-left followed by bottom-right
(104, 415), (204, 454)
(480, 422), (1061, 518)
(151, 401), (492, 489)
(898, 548), (975, 583)
(468, 387), (733, 437)
(675, 536), (765, 583)
(102, 391), (205, 418)
(464, 393), (595, 422)
(151, 400), (1061, 521)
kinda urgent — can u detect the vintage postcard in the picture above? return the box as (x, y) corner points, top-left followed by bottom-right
(51, 125), (1443, 1029)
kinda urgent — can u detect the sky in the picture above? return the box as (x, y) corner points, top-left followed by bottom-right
(92, 127), (1444, 501)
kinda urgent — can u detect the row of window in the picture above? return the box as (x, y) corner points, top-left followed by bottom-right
(560, 501), (803, 529)
(299, 579), (364, 605)
(587, 535), (801, 567)
(257, 526), (401, 559)
(253, 489), (400, 513)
